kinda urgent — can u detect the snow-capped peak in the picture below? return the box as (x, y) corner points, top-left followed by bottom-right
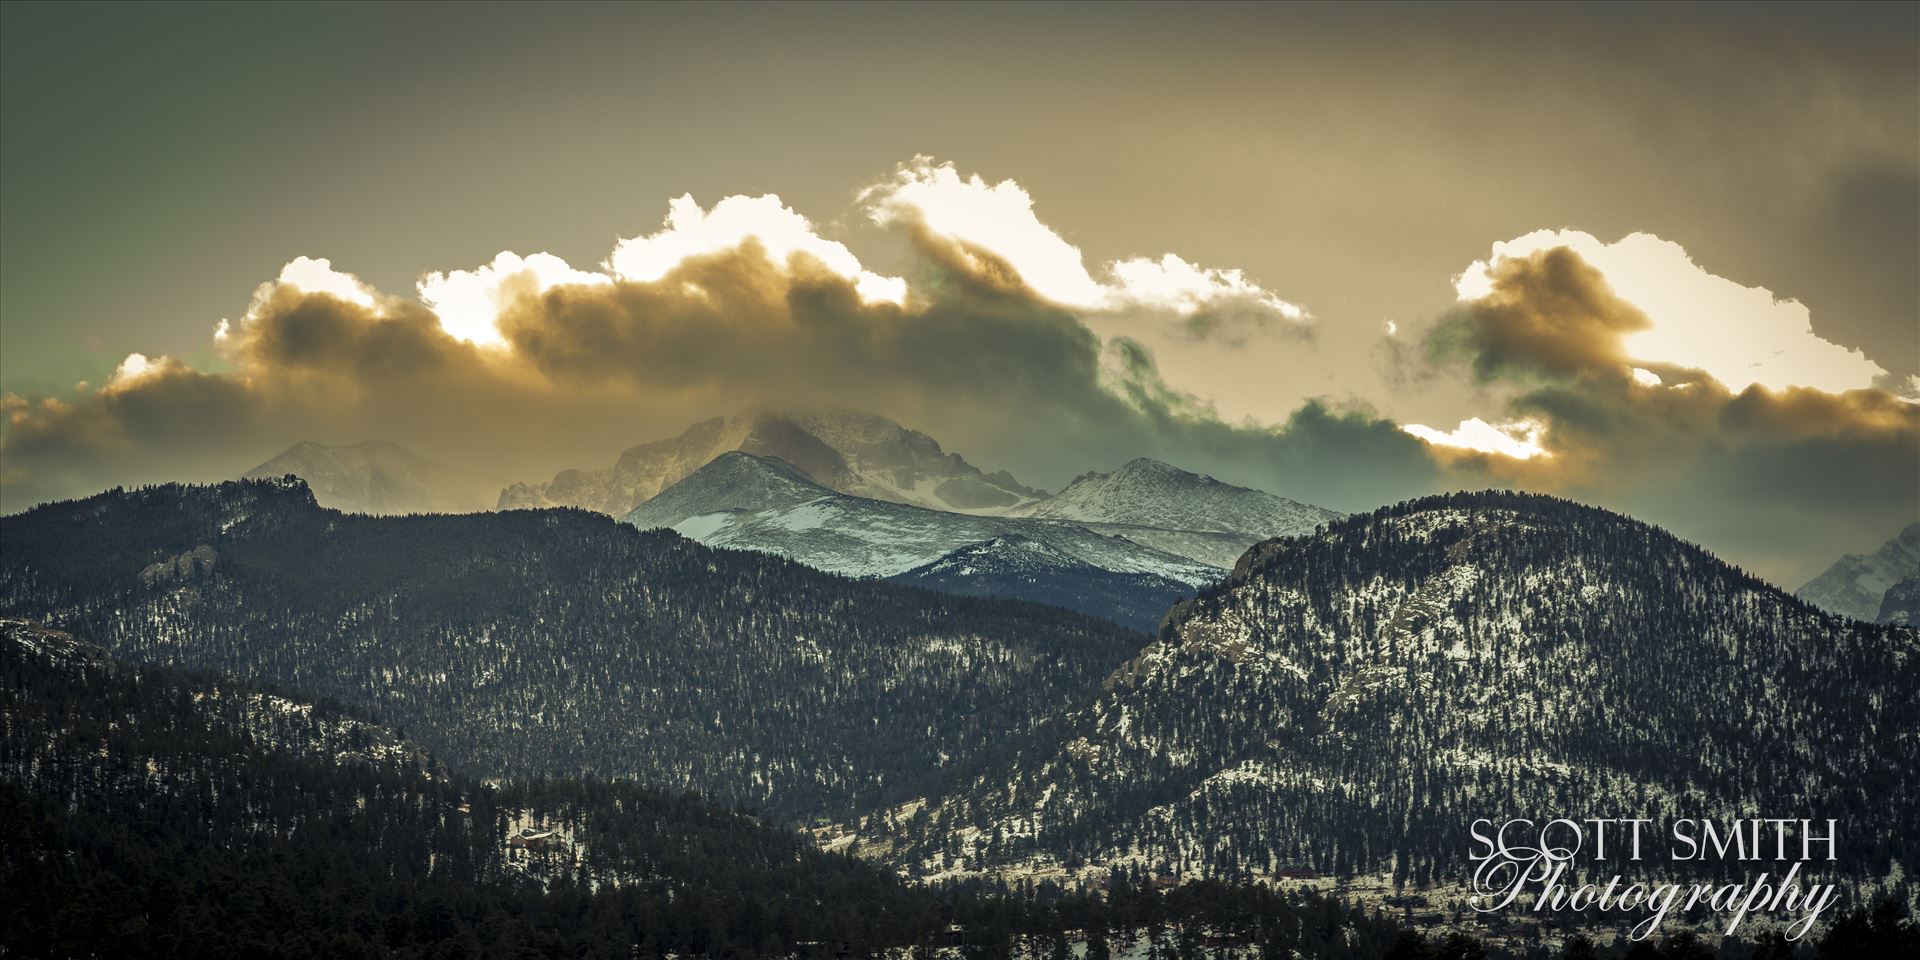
(1008, 457), (1340, 538)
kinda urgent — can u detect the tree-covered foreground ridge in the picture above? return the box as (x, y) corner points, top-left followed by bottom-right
(2, 482), (1917, 957)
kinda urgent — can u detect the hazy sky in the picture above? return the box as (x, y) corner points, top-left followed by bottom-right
(2, 2), (1915, 585)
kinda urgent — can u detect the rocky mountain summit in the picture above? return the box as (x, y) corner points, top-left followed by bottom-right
(499, 409), (1043, 516)
(1011, 457), (1339, 539)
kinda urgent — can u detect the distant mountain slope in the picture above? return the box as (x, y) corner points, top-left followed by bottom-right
(1879, 572), (1920, 626)
(0, 619), (948, 958)
(242, 439), (501, 514)
(623, 452), (1220, 587)
(847, 492), (1920, 893)
(887, 535), (1192, 632)
(1797, 521), (1920, 621)
(1010, 457), (1340, 536)
(499, 409), (1043, 516)
(0, 479), (1145, 819)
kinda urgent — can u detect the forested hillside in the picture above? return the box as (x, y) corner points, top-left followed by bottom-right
(0, 619), (945, 958)
(2, 619), (1450, 960)
(0, 479), (1145, 820)
(849, 493), (1920, 906)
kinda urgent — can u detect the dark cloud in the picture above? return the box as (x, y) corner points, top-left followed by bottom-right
(3, 228), (1910, 586)
(2, 359), (258, 507)
(1797, 163), (1920, 382)
(228, 287), (478, 381)
(1430, 245), (1920, 582)
(0, 236), (1438, 516)
(1429, 247), (1650, 383)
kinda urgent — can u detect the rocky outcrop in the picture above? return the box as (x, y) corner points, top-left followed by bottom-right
(140, 545), (216, 586)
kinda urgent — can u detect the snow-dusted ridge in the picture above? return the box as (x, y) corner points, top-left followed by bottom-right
(1797, 521), (1920, 622)
(623, 452), (1222, 586)
(1010, 456), (1341, 535)
(843, 492), (1920, 913)
(502, 408), (1045, 517)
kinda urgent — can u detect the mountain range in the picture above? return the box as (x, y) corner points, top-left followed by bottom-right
(498, 409), (1044, 516)
(241, 439), (502, 514)
(0, 478), (1144, 818)
(886, 535), (1199, 634)
(234, 412), (1343, 629)
(1797, 521), (1920, 622)
(841, 492), (1920, 898)
(4, 614), (1428, 958)
(1007, 457), (1341, 564)
(613, 446), (1343, 628)
(4, 477), (1915, 952)
(621, 451), (1221, 586)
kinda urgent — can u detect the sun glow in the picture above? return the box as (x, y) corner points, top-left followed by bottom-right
(1402, 417), (1550, 460)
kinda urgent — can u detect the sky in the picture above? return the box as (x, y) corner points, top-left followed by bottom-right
(1, 1), (1915, 586)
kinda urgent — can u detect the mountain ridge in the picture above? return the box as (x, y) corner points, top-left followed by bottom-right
(242, 439), (502, 515)
(1011, 456), (1340, 533)
(621, 452), (1222, 587)
(499, 409), (1044, 516)
(843, 491), (1920, 900)
(0, 477), (1145, 819)
(1007, 457), (1342, 566)
(1797, 521), (1920, 621)
(886, 534), (1194, 633)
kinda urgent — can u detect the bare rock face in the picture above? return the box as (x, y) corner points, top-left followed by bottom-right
(140, 545), (216, 586)
(499, 409), (1043, 516)
(1879, 571), (1920, 626)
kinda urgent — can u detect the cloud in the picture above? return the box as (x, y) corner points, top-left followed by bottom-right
(1424, 242), (1919, 581)
(1400, 417), (1548, 460)
(864, 158), (1329, 425)
(865, 157), (1307, 319)
(1436, 245), (1651, 383)
(0, 174), (1432, 516)
(864, 158), (1108, 308)
(610, 193), (905, 306)
(418, 251), (612, 347)
(258, 256), (379, 312)
(2, 160), (1911, 586)
(1454, 230), (1889, 395)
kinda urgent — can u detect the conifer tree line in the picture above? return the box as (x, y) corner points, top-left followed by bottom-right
(857, 493), (1919, 899)
(3, 482), (1917, 957)
(0, 480), (1147, 820)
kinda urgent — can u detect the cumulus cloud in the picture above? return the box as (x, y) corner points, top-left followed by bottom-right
(610, 193), (905, 306)
(0, 172), (1433, 517)
(865, 157), (1307, 319)
(1, 160), (1911, 586)
(1454, 229), (1889, 395)
(1400, 417), (1548, 460)
(1423, 242), (1918, 580)
(419, 251), (612, 347)
(863, 158), (1328, 424)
